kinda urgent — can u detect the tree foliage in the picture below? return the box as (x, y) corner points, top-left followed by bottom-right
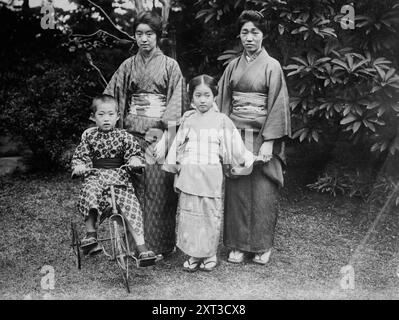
(1, 0), (399, 171)
(195, 0), (399, 159)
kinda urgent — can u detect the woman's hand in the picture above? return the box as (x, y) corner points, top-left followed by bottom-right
(72, 164), (87, 176)
(152, 131), (168, 161)
(129, 157), (145, 168)
(258, 140), (274, 162)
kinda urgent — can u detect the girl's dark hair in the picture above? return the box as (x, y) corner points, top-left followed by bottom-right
(237, 10), (267, 35)
(133, 11), (163, 44)
(91, 94), (118, 113)
(187, 74), (218, 100)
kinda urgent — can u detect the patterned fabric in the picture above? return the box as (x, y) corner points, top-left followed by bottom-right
(217, 47), (291, 157)
(103, 47), (185, 255)
(232, 91), (268, 118)
(217, 47), (291, 253)
(103, 48), (185, 133)
(163, 109), (255, 198)
(71, 127), (144, 166)
(129, 93), (166, 118)
(134, 134), (178, 255)
(224, 164), (278, 253)
(163, 108), (254, 258)
(71, 127), (145, 236)
(176, 192), (223, 258)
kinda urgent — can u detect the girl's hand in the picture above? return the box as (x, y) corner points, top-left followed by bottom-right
(72, 164), (87, 176)
(255, 154), (267, 162)
(145, 128), (163, 144)
(258, 141), (273, 162)
(153, 133), (167, 161)
(129, 157), (145, 168)
(153, 141), (164, 160)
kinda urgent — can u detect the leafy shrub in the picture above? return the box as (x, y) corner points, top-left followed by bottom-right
(368, 175), (399, 207)
(1, 62), (92, 170)
(195, 0), (399, 161)
(308, 168), (399, 208)
(307, 169), (351, 197)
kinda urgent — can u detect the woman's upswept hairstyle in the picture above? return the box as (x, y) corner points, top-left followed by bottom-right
(187, 74), (218, 100)
(237, 10), (267, 35)
(133, 11), (163, 43)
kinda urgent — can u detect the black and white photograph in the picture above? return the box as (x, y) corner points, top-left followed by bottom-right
(1, 0), (399, 303)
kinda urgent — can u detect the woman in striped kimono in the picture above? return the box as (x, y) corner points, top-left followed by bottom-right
(104, 11), (185, 258)
(216, 10), (291, 265)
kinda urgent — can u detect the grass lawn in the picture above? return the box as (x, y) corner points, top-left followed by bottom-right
(1, 169), (399, 300)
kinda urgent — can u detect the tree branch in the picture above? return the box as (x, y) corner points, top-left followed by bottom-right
(86, 52), (107, 88)
(86, 0), (135, 41)
(133, 0), (144, 13)
(72, 29), (127, 42)
(159, 0), (171, 34)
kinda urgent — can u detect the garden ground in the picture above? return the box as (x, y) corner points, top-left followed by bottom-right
(1, 168), (399, 300)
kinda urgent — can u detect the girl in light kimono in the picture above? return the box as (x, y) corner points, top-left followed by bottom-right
(163, 75), (257, 272)
(217, 10), (291, 265)
(103, 11), (185, 259)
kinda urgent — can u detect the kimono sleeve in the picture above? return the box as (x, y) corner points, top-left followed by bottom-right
(123, 132), (144, 164)
(162, 133), (179, 174)
(71, 129), (93, 169)
(216, 60), (235, 116)
(162, 59), (184, 129)
(103, 59), (132, 128)
(220, 115), (255, 168)
(261, 60), (291, 141)
(162, 111), (192, 173)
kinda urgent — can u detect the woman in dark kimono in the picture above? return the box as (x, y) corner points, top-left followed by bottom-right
(217, 10), (291, 265)
(104, 11), (185, 258)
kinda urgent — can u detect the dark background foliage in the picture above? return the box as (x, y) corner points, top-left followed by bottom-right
(0, 0), (398, 204)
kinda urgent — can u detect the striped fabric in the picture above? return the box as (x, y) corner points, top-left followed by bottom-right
(129, 93), (167, 118)
(103, 47), (185, 254)
(231, 91), (268, 119)
(103, 48), (184, 133)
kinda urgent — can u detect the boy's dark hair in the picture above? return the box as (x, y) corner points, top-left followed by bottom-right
(133, 11), (163, 45)
(187, 74), (218, 100)
(237, 10), (267, 35)
(91, 94), (118, 113)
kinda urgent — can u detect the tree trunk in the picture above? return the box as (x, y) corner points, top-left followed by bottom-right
(22, 0), (29, 11)
(159, 0), (171, 35)
(133, 0), (144, 13)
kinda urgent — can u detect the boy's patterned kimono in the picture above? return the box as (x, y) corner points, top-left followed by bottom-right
(71, 127), (144, 236)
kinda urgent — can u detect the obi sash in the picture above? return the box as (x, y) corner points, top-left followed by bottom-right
(129, 93), (166, 118)
(125, 93), (167, 134)
(93, 157), (124, 169)
(230, 91), (268, 131)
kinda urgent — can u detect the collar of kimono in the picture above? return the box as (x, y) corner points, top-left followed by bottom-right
(138, 46), (163, 63)
(196, 106), (218, 116)
(97, 127), (116, 133)
(244, 47), (269, 62)
(190, 102), (219, 113)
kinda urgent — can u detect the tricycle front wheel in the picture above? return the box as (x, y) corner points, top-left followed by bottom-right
(110, 216), (130, 293)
